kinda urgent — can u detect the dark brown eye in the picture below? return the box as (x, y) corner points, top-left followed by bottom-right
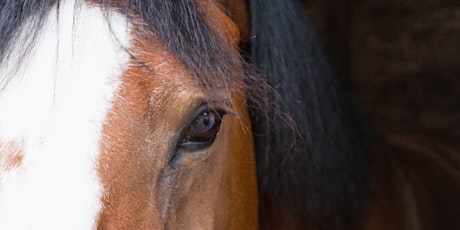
(180, 110), (224, 145)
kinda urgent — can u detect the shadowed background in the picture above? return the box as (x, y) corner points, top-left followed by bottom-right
(302, 0), (460, 135)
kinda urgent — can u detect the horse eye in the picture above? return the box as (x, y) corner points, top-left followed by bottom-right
(179, 109), (225, 149)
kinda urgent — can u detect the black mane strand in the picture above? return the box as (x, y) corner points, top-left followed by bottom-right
(125, 0), (246, 106)
(0, 0), (58, 88)
(248, 0), (370, 227)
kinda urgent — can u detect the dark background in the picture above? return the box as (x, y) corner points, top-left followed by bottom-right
(301, 0), (460, 135)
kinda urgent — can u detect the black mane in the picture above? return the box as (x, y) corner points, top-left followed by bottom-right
(248, 0), (370, 227)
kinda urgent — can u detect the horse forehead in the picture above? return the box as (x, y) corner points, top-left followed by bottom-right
(0, 0), (131, 228)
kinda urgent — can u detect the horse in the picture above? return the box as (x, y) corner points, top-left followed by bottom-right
(0, 0), (459, 229)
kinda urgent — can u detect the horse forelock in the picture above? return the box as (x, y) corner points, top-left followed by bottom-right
(0, 0), (266, 114)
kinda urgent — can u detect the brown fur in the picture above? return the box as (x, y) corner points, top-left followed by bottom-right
(96, 1), (258, 228)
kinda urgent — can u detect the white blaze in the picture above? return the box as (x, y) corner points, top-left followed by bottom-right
(0, 0), (131, 229)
